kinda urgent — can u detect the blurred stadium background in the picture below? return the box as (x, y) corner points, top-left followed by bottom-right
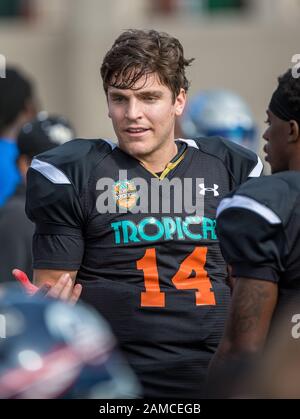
(0, 0), (299, 157)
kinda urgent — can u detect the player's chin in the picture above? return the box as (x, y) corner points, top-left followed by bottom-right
(264, 153), (274, 171)
(128, 144), (154, 159)
(121, 137), (154, 156)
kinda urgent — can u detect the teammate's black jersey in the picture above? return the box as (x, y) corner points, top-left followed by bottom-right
(216, 171), (300, 319)
(26, 137), (262, 397)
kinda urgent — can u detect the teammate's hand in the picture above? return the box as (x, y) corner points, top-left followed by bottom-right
(46, 273), (82, 304)
(12, 269), (82, 305)
(12, 269), (39, 295)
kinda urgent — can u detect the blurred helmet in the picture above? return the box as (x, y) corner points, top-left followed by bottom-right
(180, 89), (258, 152)
(0, 286), (141, 399)
(17, 111), (75, 159)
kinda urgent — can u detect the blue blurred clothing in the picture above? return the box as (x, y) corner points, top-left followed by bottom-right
(0, 138), (21, 207)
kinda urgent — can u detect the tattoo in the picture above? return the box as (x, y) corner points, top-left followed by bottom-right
(209, 279), (277, 386)
(229, 280), (271, 336)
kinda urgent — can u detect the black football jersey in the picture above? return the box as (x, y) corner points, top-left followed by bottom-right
(216, 171), (300, 318)
(26, 137), (262, 397)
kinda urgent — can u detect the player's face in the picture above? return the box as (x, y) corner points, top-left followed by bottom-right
(263, 109), (291, 173)
(107, 73), (186, 159)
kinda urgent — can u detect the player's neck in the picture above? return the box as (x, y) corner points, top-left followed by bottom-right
(288, 147), (300, 171)
(138, 141), (178, 173)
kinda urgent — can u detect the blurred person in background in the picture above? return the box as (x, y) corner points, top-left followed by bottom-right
(0, 285), (141, 399)
(0, 112), (74, 283)
(209, 68), (300, 395)
(178, 89), (259, 152)
(0, 67), (38, 207)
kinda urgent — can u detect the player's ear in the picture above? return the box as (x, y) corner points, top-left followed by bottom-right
(106, 93), (112, 119)
(175, 88), (186, 117)
(287, 120), (299, 143)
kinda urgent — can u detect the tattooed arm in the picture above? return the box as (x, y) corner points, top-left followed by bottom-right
(208, 278), (278, 381)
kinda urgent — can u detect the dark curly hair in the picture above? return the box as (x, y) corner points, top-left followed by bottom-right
(0, 67), (34, 133)
(100, 29), (194, 102)
(277, 68), (300, 115)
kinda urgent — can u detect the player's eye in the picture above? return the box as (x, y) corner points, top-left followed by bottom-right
(264, 119), (271, 126)
(112, 96), (125, 102)
(142, 96), (158, 102)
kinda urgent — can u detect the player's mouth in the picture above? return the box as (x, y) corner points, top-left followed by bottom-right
(263, 144), (269, 161)
(125, 127), (151, 137)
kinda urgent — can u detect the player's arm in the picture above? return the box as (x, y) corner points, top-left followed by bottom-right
(209, 277), (278, 375)
(225, 264), (235, 292)
(24, 152), (86, 302)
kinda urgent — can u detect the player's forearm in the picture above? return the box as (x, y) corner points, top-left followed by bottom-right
(207, 338), (260, 398)
(208, 277), (278, 392)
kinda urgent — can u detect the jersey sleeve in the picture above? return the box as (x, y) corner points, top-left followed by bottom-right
(195, 136), (263, 186)
(216, 176), (293, 282)
(25, 138), (114, 270)
(26, 164), (85, 270)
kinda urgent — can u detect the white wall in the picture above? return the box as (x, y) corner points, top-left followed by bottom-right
(0, 0), (299, 155)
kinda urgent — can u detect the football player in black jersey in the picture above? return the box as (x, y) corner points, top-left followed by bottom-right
(210, 68), (300, 394)
(23, 29), (262, 397)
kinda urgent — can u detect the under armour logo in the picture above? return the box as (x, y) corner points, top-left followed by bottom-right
(199, 183), (219, 197)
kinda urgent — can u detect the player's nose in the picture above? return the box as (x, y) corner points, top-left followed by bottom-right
(125, 98), (143, 120)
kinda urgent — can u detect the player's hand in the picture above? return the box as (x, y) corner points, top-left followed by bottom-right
(12, 269), (82, 305)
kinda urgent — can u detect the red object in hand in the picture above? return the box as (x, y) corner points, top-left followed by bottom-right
(12, 269), (39, 295)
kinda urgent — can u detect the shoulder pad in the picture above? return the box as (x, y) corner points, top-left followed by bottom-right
(218, 171), (300, 226)
(191, 136), (263, 184)
(29, 138), (115, 194)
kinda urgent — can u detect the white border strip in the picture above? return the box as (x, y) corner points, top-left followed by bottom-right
(103, 139), (117, 150)
(217, 195), (281, 224)
(31, 159), (71, 184)
(178, 138), (199, 149)
(248, 156), (263, 178)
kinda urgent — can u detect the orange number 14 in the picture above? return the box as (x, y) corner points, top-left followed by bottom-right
(137, 247), (216, 307)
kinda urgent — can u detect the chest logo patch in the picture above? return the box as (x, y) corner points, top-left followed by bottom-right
(113, 179), (138, 209)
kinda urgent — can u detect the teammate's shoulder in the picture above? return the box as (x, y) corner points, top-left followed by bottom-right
(234, 171), (300, 200)
(218, 171), (300, 225)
